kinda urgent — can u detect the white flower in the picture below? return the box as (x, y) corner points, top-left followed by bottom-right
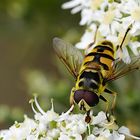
(62, 0), (90, 14)
(79, 8), (94, 25)
(97, 4), (122, 36)
(129, 41), (140, 55)
(0, 96), (140, 139)
(112, 131), (125, 140)
(92, 111), (106, 125)
(0, 116), (38, 140)
(87, 134), (96, 140)
(119, 1), (140, 37)
(47, 129), (60, 138)
(90, 0), (107, 11)
(62, 0), (140, 63)
(75, 24), (97, 49)
(119, 126), (140, 140)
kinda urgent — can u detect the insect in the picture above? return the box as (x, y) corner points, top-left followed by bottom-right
(53, 25), (140, 123)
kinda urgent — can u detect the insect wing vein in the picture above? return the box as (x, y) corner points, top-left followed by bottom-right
(53, 37), (84, 78)
(106, 55), (140, 82)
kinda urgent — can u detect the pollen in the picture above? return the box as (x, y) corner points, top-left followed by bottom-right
(90, 0), (103, 11)
(103, 10), (115, 25)
(131, 7), (140, 21)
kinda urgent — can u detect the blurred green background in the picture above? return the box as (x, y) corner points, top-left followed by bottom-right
(0, 0), (140, 136)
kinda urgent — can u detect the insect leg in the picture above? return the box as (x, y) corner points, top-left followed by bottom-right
(104, 88), (117, 115)
(116, 24), (133, 60)
(85, 25), (99, 53)
(117, 23), (132, 51)
(99, 95), (110, 121)
(92, 25), (99, 45)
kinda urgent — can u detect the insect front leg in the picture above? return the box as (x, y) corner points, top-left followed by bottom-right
(85, 110), (91, 123)
(85, 25), (99, 54)
(104, 88), (117, 116)
(69, 87), (76, 112)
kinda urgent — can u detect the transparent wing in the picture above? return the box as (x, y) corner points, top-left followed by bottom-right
(53, 37), (84, 79)
(106, 55), (140, 82)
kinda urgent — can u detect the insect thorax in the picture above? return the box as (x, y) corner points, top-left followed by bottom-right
(76, 69), (102, 91)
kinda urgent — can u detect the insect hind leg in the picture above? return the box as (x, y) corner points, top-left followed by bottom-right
(99, 95), (110, 121)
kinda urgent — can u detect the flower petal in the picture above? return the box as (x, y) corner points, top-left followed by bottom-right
(92, 111), (106, 125)
(118, 126), (140, 140)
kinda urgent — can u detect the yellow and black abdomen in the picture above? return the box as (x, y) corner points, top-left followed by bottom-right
(82, 41), (115, 77)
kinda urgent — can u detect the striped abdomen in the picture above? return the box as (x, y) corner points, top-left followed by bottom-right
(81, 40), (115, 77)
(76, 40), (115, 92)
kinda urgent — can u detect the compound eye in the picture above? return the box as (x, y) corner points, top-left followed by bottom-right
(74, 90), (84, 104)
(84, 91), (99, 107)
(74, 90), (99, 107)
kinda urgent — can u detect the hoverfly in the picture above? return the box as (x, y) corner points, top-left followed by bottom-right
(53, 24), (140, 123)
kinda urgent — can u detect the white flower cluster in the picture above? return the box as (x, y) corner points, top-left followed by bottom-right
(0, 96), (140, 140)
(62, 0), (140, 63)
